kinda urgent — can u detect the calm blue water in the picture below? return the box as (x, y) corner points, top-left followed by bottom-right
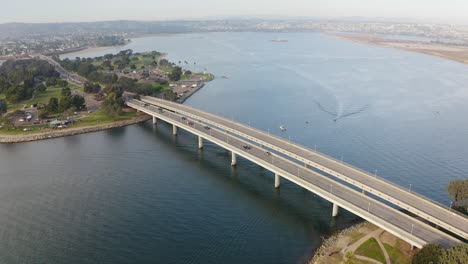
(1, 32), (466, 263)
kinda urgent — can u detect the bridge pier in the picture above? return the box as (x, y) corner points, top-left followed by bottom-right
(198, 136), (204, 149)
(231, 152), (237, 166)
(152, 116), (157, 125)
(274, 173), (281, 188)
(172, 124), (178, 135)
(304, 163), (308, 168)
(332, 203), (339, 217)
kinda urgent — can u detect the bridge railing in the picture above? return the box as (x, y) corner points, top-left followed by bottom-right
(138, 97), (468, 221)
(259, 125), (468, 221)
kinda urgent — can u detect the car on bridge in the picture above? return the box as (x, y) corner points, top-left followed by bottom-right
(187, 121), (194, 126)
(204, 126), (211, 130)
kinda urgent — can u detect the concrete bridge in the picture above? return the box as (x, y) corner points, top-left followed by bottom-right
(126, 98), (466, 249)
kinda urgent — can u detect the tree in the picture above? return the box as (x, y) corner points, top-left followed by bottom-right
(57, 79), (68, 87)
(439, 244), (468, 264)
(36, 83), (47, 93)
(130, 64), (137, 70)
(59, 96), (72, 112)
(47, 97), (59, 113)
(102, 92), (122, 117)
(412, 243), (445, 264)
(447, 179), (468, 213)
(71, 95), (86, 110)
(169, 66), (182, 81)
(0, 99), (7, 115)
(61, 87), (71, 97)
(84, 82), (101, 93)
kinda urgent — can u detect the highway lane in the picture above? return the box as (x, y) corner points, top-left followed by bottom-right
(127, 99), (462, 248)
(140, 96), (468, 240)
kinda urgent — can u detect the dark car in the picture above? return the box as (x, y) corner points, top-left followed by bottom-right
(143, 103), (148, 107)
(242, 145), (251, 150)
(265, 151), (271, 156)
(182, 117), (187, 120)
(204, 126), (210, 130)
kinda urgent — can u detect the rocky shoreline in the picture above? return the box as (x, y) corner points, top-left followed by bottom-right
(309, 222), (369, 264)
(0, 115), (151, 144)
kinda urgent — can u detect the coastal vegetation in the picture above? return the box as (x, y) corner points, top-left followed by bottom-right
(96, 35), (128, 47)
(412, 243), (468, 264)
(0, 59), (59, 103)
(1, 48), (211, 140)
(56, 49), (173, 97)
(447, 179), (468, 214)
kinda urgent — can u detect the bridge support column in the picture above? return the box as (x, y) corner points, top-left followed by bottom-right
(304, 163), (308, 168)
(172, 124), (178, 135)
(332, 203), (339, 217)
(198, 136), (204, 149)
(152, 116), (157, 125)
(231, 152), (237, 166)
(274, 173), (280, 189)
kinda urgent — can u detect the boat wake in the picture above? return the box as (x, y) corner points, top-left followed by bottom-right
(313, 99), (369, 121)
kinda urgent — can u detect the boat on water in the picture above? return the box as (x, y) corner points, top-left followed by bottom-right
(280, 125), (287, 131)
(271, 38), (288, 42)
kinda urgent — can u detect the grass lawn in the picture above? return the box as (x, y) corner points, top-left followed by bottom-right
(3, 84), (84, 112)
(384, 242), (411, 264)
(0, 125), (50, 135)
(76, 110), (137, 127)
(355, 238), (386, 263)
(0, 110), (138, 136)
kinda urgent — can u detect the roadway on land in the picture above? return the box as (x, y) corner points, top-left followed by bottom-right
(140, 96), (468, 240)
(127, 99), (461, 248)
(36, 54), (87, 86)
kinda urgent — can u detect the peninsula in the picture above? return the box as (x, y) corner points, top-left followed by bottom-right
(0, 50), (213, 143)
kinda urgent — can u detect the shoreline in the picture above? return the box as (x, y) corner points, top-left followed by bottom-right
(177, 74), (214, 103)
(309, 221), (415, 264)
(0, 115), (151, 144)
(59, 46), (121, 58)
(327, 33), (468, 65)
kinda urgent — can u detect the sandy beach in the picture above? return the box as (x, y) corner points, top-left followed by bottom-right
(60, 46), (119, 58)
(328, 33), (468, 65)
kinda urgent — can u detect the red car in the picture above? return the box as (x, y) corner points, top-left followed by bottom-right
(187, 121), (194, 126)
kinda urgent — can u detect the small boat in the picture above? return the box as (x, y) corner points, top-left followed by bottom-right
(280, 125), (287, 131)
(271, 37), (288, 43)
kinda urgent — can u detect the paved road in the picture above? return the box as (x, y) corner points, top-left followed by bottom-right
(36, 54), (87, 86)
(140, 96), (468, 240)
(127, 99), (462, 248)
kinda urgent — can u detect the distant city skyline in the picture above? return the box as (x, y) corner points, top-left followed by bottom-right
(2, 0), (468, 24)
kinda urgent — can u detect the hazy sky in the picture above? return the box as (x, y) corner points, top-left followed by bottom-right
(2, 0), (468, 24)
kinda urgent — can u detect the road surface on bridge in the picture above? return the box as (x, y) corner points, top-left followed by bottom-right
(127, 99), (462, 248)
(140, 96), (468, 240)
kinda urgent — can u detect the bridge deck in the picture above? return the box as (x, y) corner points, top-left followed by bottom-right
(140, 96), (468, 240)
(127, 99), (462, 248)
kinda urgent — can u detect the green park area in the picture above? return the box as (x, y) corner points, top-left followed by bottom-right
(355, 237), (386, 263)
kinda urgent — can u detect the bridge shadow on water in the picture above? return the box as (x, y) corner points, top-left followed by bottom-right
(136, 120), (363, 247)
